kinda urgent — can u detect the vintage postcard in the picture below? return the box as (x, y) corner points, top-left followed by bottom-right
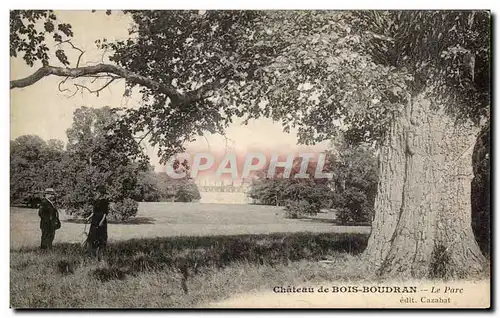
(10, 9), (491, 309)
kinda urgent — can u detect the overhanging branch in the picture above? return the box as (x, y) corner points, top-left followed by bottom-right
(10, 63), (185, 104)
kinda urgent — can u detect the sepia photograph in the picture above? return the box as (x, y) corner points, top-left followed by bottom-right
(9, 8), (491, 309)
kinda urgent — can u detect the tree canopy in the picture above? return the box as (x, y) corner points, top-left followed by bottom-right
(10, 135), (66, 203)
(11, 10), (490, 160)
(61, 106), (148, 216)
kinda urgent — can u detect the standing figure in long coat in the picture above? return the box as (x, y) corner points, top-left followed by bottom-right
(86, 186), (109, 261)
(38, 188), (60, 249)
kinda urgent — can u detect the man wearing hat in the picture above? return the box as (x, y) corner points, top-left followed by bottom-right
(38, 188), (61, 249)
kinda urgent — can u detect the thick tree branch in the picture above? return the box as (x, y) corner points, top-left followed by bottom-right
(10, 63), (185, 104)
(182, 67), (234, 104)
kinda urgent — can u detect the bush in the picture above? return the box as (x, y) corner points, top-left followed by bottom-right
(249, 178), (332, 208)
(334, 188), (374, 225)
(284, 199), (320, 219)
(330, 145), (378, 225)
(109, 198), (138, 221)
(175, 182), (201, 202)
(156, 172), (202, 202)
(67, 203), (93, 218)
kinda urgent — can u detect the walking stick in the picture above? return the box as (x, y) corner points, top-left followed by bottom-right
(80, 222), (89, 250)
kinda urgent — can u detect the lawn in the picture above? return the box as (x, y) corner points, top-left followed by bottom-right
(10, 202), (370, 249)
(9, 202), (371, 308)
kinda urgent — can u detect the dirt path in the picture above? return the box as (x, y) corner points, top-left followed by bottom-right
(207, 280), (490, 308)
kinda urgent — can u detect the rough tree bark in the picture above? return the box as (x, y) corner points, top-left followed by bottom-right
(364, 89), (486, 279)
(471, 125), (490, 256)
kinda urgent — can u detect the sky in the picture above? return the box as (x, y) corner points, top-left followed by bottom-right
(10, 10), (330, 178)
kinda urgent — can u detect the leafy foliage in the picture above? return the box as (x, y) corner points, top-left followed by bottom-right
(132, 165), (162, 202)
(155, 166), (201, 203)
(10, 11), (491, 160)
(351, 11), (490, 124)
(248, 178), (287, 206)
(236, 11), (490, 146)
(174, 181), (201, 202)
(109, 198), (139, 222)
(62, 106), (148, 219)
(107, 11), (489, 154)
(248, 157), (333, 216)
(103, 10), (268, 162)
(247, 143), (378, 224)
(10, 10), (73, 66)
(327, 144), (379, 224)
(131, 162), (202, 203)
(10, 135), (66, 205)
(284, 200), (321, 219)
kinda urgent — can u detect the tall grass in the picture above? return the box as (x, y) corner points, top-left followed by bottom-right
(11, 232), (370, 308)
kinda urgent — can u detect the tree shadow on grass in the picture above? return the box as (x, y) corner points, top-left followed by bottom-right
(64, 216), (156, 225)
(299, 217), (372, 226)
(13, 232), (369, 282)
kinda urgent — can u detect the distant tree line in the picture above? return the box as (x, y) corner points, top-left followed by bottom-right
(133, 168), (201, 203)
(248, 144), (379, 225)
(10, 106), (201, 221)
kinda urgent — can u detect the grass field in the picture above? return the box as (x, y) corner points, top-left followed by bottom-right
(11, 202), (370, 249)
(10, 202), (371, 308)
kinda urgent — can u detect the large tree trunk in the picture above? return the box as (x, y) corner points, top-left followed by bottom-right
(471, 125), (491, 256)
(364, 91), (486, 279)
